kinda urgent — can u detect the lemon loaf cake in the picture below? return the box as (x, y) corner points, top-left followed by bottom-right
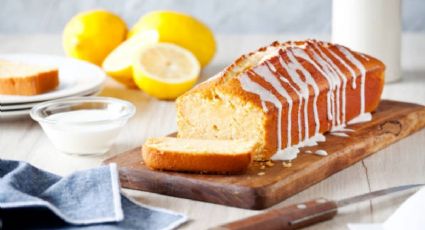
(176, 40), (385, 161)
(142, 137), (255, 173)
(0, 60), (59, 96)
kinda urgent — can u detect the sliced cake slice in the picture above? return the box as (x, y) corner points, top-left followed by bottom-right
(142, 137), (256, 173)
(0, 59), (59, 96)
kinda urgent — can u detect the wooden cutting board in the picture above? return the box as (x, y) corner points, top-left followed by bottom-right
(104, 100), (425, 210)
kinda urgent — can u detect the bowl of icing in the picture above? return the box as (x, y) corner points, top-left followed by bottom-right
(30, 96), (135, 155)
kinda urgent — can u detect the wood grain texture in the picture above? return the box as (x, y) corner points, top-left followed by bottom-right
(104, 100), (425, 210)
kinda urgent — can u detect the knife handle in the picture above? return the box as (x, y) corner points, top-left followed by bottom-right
(211, 198), (338, 230)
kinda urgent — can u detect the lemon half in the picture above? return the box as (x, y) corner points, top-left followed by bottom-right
(102, 31), (159, 88)
(132, 43), (200, 100)
(129, 11), (216, 67)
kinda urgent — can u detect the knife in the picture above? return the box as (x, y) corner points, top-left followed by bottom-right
(211, 184), (423, 230)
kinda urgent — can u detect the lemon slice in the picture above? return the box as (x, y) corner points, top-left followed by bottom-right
(132, 43), (200, 100)
(102, 31), (158, 88)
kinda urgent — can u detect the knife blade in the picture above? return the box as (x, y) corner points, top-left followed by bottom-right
(336, 183), (423, 208)
(211, 184), (423, 230)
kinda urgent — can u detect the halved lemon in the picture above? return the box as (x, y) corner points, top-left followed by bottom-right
(102, 30), (158, 88)
(132, 43), (200, 100)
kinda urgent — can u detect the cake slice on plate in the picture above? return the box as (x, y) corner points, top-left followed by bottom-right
(0, 59), (59, 96)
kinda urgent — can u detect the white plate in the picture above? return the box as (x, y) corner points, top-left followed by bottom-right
(0, 110), (30, 118)
(0, 53), (106, 104)
(0, 90), (102, 118)
(0, 87), (102, 111)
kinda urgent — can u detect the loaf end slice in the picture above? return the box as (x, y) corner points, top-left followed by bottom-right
(142, 137), (256, 174)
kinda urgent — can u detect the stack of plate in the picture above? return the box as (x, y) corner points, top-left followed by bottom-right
(0, 54), (106, 118)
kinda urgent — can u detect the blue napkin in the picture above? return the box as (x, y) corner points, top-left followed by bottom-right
(0, 160), (187, 229)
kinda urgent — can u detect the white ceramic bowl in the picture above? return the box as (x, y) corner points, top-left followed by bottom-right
(30, 97), (135, 155)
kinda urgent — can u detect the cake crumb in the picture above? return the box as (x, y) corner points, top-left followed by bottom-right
(282, 162), (292, 168)
(260, 165), (266, 170)
(265, 161), (274, 167)
(305, 150), (312, 154)
(257, 172), (266, 176)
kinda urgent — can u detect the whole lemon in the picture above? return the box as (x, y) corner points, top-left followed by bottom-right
(128, 11), (216, 67)
(63, 10), (127, 65)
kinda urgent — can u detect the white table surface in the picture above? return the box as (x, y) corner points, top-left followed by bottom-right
(1, 34), (424, 230)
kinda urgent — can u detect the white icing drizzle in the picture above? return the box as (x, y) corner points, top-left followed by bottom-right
(239, 72), (284, 153)
(309, 47), (340, 128)
(261, 101), (269, 112)
(285, 49), (321, 136)
(304, 133), (326, 146)
(314, 150), (328, 156)
(329, 49), (357, 89)
(264, 61), (304, 144)
(348, 112), (372, 125)
(276, 55), (309, 142)
(359, 53), (370, 61)
(271, 133), (326, 160)
(311, 42), (346, 127)
(279, 76), (303, 142)
(337, 45), (367, 114)
(331, 125), (354, 132)
(330, 132), (349, 137)
(272, 146), (299, 161)
(292, 48), (334, 123)
(268, 62), (277, 72)
(253, 65), (293, 147)
(328, 49), (353, 124)
(236, 41), (371, 162)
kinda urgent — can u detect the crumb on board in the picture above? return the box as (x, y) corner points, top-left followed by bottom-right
(282, 161), (292, 168)
(265, 161), (274, 167)
(260, 165), (266, 170)
(257, 172), (266, 176)
(305, 150), (312, 154)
